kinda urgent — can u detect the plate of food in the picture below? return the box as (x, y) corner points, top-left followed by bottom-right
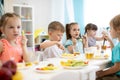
(93, 54), (109, 60)
(61, 53), (79, 59)
(34, 63), (58, 73)
(60, 59), (88, 69)
(17, 62), (33, 70)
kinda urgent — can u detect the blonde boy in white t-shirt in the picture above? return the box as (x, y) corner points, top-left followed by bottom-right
(40, 21), (65, 60)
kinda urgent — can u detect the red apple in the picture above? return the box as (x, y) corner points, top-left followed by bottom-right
(2, 60), (17, 75)
(0, 67), (12, 80)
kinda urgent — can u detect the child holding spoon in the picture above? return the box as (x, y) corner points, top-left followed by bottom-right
(85, 23), (106, 49)
(96, 14), (120, 80)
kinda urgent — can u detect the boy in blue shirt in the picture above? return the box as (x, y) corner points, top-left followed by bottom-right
(96, 14), (120, 80)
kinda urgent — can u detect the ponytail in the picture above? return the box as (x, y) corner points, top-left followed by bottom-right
(0, 30), (2, 38)
(66, 24), (71, 39)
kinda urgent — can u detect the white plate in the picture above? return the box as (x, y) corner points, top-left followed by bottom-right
(34, 69), (58, 73)
(62, 65), (87, 69)
(93, 56), (108, 60)
(93, 57), (108, 60)
(61, 55), (79, 59)
(17, 66), (32, 70)
(17, 63), (32, 70)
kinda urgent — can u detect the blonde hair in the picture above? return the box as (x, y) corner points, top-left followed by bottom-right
(0, 13), (20, 27)
(48, 21), (64, 33)
(0, 13), (20, 37)
(110, 14), (120, 32)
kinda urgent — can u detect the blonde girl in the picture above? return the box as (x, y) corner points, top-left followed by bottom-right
(0, 13), (29, 63)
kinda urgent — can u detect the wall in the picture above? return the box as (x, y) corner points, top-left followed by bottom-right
(4, 0), (14, 12)
(13, 0), (52, 33)
(13, 0), (65, 34)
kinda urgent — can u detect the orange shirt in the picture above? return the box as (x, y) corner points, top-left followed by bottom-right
(0, 37), (23, 63)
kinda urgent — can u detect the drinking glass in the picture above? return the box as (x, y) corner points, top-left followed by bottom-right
(73, 46), (80, 55)
(84, 48), (94, 59)
(29, 52), (40, 65)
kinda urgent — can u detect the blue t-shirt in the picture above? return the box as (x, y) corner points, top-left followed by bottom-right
(64, 39), (83, 54)
(111, 42), (120, 76)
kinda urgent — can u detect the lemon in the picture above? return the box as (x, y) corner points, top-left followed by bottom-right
(12, 71), (23, 80)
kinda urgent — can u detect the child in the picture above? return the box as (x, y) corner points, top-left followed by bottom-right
(0, 13), (29, 63)
(40, 21), (65, 60)
(96, 14), (120, 80)
(64, 22), (87, 54)
(85, 23), (105, 48)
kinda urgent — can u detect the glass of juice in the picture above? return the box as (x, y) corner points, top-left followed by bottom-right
(73, 46), (80, 56)
(101, 45), (107, 50)
(84, 48), (94, 59)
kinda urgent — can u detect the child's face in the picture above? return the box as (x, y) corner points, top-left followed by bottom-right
(49, 30), (63, 41)
(70, 24), (80, 39)
(1, 17), (21, 40)
(87, 30), (97, 37)
(109, 26), (117, 38)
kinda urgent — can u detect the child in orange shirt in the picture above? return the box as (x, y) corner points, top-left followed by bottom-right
(0, 13), (29, 63)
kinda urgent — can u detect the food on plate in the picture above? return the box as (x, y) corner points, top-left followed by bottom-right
(73, 52), (80, 56)
(104, 54), (109, 58)
(94, 54), (109, 59)
(25, 62), (33, 66)
(61, 53), (78, 58)
(36, 63), (57, 71)
(33, 61), (39, 65)
(17, 62), (33, 69)
(60, 59), (88, 67)
(47, 63), (54, 67)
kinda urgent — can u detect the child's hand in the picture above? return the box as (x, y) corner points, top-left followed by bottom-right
(56, 42), (65, 50)
(82, 34), (88, 45)
(103, 35), (111, 42)
(96, 70), (104, 78)
(21, 30), (28, 47)
(96, 45), (100, 50)
(102, 31), (108, 36)
(21, 35), (28, 47)
(72, 38), (77, 46)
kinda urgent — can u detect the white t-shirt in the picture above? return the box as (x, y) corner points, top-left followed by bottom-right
(43, 40), (63, 60)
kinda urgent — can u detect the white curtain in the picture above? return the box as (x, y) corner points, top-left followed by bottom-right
(51, 0), (65, 24)
(65, 0), (75, 22)
(84, 0), (120, 28)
